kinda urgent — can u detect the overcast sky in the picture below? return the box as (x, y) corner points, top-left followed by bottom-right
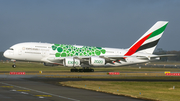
(0, 0), (180, 52)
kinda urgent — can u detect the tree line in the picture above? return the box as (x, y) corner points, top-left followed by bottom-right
(154, 48), (180, 61)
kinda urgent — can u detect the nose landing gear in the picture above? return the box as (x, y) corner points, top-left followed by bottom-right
(11, 60), (16, 68)
(12, 64), (16, 68)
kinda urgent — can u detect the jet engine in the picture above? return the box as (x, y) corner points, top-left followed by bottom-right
(89, 57), (105, 66)
(64, 58), (80, 67)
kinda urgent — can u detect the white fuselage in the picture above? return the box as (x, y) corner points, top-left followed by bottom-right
(4, 42), (157, 67)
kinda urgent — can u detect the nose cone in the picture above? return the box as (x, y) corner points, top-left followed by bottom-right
(3, 50), (8, 58)
(3, 50), (13, 59)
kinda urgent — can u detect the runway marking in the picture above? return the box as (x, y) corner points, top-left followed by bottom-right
(0, 82), (80, 101)
(35, 95), (52, 97)
(16, 90), (30, 92)
(1, 86), (13, 88)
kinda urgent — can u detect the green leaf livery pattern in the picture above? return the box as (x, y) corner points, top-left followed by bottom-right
(52, 44), (106, 57)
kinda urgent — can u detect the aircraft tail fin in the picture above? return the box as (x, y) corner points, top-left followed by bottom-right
(125, 21), (168, 56)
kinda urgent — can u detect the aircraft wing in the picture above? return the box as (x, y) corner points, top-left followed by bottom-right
(150, 54), (176, 57)
(100, 54), (176, 61)
(99, 55), (129, 59)
(42, 57), (65, 65)
(99, 55), (128, 62)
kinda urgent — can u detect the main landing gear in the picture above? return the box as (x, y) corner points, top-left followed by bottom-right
(71, 67), (94, 72)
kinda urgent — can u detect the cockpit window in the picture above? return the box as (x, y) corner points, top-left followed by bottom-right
(8, 48), (14, 50)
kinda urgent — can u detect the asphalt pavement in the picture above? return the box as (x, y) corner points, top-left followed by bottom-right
(0, 75), (147, 101)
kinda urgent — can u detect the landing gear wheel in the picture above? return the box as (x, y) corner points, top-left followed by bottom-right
(79, 69), (83, 72)
(12, 64), (16, 68)
(71, 67), (94, 72)
(90, 69), (94, 72)
(70, 68), (79, 72)
(71, 69), (74, 72)
(78, 68), (94, 72)
(75, 69), (79, 72)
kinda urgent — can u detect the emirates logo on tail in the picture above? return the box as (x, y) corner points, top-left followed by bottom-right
(125, 21), (168, 56)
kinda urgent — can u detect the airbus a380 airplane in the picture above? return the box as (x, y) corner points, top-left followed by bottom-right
(4, 21), (171, 72)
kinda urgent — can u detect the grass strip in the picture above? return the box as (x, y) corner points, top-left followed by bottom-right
(1, 62), (180, 72)
(60, 81), (180, 101)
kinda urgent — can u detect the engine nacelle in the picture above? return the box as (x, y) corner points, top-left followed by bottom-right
(44, 62), (59, 66)
(89, 57), (105, 66)
(64, 58), (80, 67)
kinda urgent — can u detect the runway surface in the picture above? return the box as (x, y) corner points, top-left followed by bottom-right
(0, 75), (147, 101)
